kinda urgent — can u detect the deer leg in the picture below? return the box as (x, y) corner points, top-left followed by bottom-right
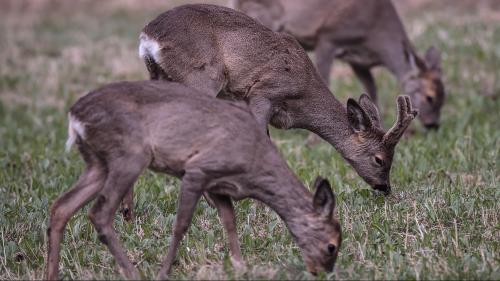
(205, 193), (245, 270)
(45, 163), (106, 280)
(144, 55), (169, 81)
(304, 37), (336, 146)
(88, 157), (147, 280)
(314, 36), (337, 86)
(183, 62), (225, 97)
(351, 64), (378, 105)
(120, 188), (134, 222)
(248, 96), (272, 135)
(157, 171), (204, 279)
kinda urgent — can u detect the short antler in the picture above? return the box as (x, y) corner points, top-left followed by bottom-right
(383, 95), (418, 146)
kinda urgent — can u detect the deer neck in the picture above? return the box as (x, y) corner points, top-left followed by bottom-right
(249, 155), (317, 237)
(381, 39), (420, 86)
(296, 88), (356, 158)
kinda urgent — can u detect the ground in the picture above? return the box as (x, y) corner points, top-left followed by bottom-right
(0, 0), (499, 279)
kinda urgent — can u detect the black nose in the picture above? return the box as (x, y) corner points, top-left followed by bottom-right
(374, 184), (391, 195)
(424, 123), (439, 130)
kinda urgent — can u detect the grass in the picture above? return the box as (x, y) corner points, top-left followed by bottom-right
(0, 0), (499, 279)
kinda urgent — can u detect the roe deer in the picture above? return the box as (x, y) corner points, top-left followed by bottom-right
(45, 81), (342, 280)
(233, 0), (444, 129)
(138, 4), (417, 196)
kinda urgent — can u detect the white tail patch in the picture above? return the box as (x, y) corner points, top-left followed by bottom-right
(65, 113), (86, 152)
(138, 32), (161, 62)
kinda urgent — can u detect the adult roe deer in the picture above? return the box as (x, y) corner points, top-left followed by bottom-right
(136, 4), (417, 200)
(233, 0), (444, 129)
(44, 81), (342, 280)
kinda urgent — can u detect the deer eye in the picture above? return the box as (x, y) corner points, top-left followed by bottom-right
(327, 243), (336, 255)
(374, 156), (384, 167)
(426, 95), (434, 104)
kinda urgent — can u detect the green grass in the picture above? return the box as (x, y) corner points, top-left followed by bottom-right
(0, 1), (499, 280)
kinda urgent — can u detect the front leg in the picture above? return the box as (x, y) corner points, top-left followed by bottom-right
(157, 171), (204, 279)
(315, 36), (337, 86)
(248, 96), (272, 134)
(351, 64), (378, 105)
(304, 37), (336, 146)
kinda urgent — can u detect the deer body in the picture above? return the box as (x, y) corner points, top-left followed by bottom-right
(139, 4), (417, 194)
(45, 81), (341, 280)
(233, 0), (445, 128)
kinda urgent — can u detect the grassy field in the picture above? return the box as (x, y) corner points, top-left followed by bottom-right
(0, 0), (499, 279)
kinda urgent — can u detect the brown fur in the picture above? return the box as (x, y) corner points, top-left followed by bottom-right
(234, 0), (445, 128)
(44, 81), (342, 280)
(138, 4), (417, 196)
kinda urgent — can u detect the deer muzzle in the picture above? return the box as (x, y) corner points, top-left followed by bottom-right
(374, 184), (391, 195)
(424, 123), (439, 130)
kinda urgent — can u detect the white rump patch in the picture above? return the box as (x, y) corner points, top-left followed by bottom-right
(138, 32), (160, 62)
(65, 113), (86, 152)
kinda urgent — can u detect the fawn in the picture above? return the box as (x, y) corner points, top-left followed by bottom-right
(45, 81), (342, 279)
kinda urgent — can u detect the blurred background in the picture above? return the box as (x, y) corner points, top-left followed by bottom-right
(0, 0), (498, 280)
(0, 0), (498, 108)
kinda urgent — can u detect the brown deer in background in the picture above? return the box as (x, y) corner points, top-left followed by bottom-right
(233, 0), (444, 129)
(131, 4), (417, 219)
(44, 81), (342, 280)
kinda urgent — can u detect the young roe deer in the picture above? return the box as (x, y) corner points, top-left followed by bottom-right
(232, 0), (445, 129)
(138, 4), (417, 196)
(45, 81), (342, 280)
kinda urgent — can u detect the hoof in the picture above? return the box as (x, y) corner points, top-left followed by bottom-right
(230, 256), (247, 272)
(121, 207), (134, 222)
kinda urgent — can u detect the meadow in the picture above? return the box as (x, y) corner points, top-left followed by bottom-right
(0, 0), (499, 279)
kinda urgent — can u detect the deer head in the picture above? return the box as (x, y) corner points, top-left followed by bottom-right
(343, 94), (417, 194)
(295, 177), (341, 274)
(403, 44), (445, 129)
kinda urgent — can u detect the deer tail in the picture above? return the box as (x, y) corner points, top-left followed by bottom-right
(65, 113), (86, 152)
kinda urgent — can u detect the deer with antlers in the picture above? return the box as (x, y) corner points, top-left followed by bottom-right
(127, 4), (417, 222)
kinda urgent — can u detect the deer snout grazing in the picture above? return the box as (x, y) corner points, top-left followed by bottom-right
(343, 94), (416, 193)
(374, 184), (391, 195)
(299, 178), (341, 274)
(403, 45), (445, 130)
(45, 81), (342, 280)
(424, 123), (439, 130)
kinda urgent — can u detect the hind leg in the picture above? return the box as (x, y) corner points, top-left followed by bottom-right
(248, 96), (272, 135)
(351, 64), (378, 105)
(182, 63), (225, 97)
(88, 154), (149, 280)
(144, 55), (169, 80)
(144, 56), (223, 96)
(45, 154), (106, 280)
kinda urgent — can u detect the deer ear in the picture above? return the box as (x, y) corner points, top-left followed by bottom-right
(358, 94), (381, 128)
(347, 98), (372, 132)
(425, 46), (441, 72)
(313, 177), (335, 218)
